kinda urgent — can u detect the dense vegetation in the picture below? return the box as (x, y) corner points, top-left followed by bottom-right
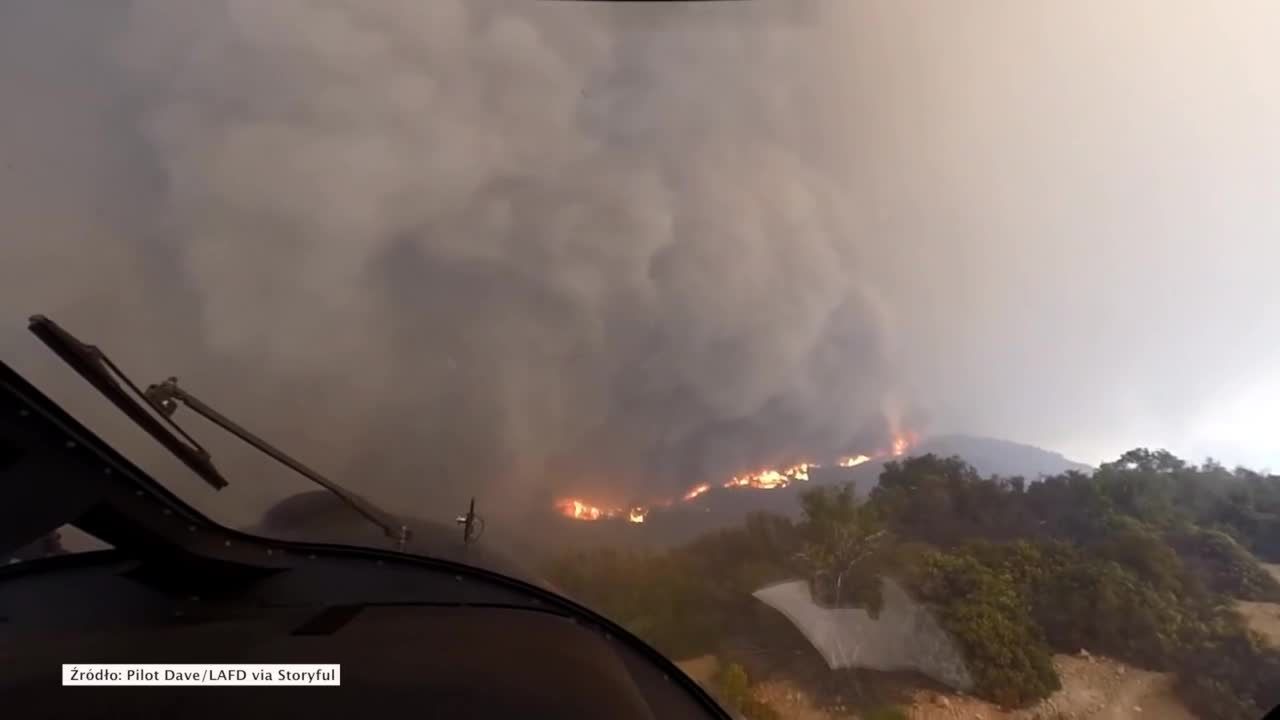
(548, 449), (1280, 720)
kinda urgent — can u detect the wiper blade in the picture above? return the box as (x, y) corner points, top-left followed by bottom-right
(28, 314), (227, 489)
(27, 315), (410, 549)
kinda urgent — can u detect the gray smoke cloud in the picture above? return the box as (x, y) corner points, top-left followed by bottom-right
(1, 1), (900, 521)
(3, 1), (1280, 528)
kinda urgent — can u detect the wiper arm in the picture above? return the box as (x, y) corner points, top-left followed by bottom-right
(145, 377), (409, 548)
(28, 314), (227, 489)
(27, 315), (410, 550)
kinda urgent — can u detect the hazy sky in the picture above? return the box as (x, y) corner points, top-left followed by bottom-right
(2, 1), (1278, 525)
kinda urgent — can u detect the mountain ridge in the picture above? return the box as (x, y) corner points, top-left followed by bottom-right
(911, 433), (1094, 477)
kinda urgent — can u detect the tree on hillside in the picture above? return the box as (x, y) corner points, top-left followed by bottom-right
(1022, 470), (1113, 541)
(1093, 449), (1184, 524)
(1090, 449), (1280, 562)
(1166, 526), (1280, 601)
(1206, 467), (1280, 561)
(1109, 448), (1188, 473)
(795, 484), (888, 610)
(870, 454), (1039, 545)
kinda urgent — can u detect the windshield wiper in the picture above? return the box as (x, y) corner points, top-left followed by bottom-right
(28, 314), (227, 489)
(28, 315), (411, 550)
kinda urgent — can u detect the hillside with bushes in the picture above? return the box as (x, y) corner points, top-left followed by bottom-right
(548, 449), (1280, 720)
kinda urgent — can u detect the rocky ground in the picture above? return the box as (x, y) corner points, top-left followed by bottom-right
(905, 653), (1194, 720)
(1236, 598), (1280, 647)
(679, 652), (1198, 720)
(753, 680), (850, 720)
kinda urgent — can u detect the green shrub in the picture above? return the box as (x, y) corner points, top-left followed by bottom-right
(903, 550), (1060, 707)
(1031, 555), (1187, 670)
(1167, 526), (1280, 601)
(1173, 611), (1280, 720)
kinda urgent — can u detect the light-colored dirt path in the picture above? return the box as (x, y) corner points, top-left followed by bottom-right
(906, 654), (1195, 720)
(679, 652), (1197, 720)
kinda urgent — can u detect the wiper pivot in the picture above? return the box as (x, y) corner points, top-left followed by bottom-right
(27, 315), (410, 550)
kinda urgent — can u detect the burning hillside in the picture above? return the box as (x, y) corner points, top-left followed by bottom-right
(554, 432), (917, 522)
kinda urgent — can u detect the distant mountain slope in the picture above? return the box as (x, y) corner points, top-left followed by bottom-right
(910, 434), (1093, 478)
(807, 433), (1093, 499)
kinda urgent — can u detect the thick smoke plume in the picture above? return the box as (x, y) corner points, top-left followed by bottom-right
(2, 1), (903, 521)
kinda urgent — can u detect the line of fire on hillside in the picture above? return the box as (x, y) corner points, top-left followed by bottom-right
(555, 433), (914, 523)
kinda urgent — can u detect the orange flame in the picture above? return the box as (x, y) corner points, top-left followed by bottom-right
(839, 454), (871, 468)
(557, 498), (651, 524)
(725, 468), (786, 489)
(556, 499), (606, 521)
(782, 462), (814, 482)
(724, 462), (817, 490)
(891, 432), (917, 457)
(557, 499), (633, 521)
(683, 483), (711, 501)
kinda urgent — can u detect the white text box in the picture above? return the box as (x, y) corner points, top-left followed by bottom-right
(62, 664), (340, 686)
